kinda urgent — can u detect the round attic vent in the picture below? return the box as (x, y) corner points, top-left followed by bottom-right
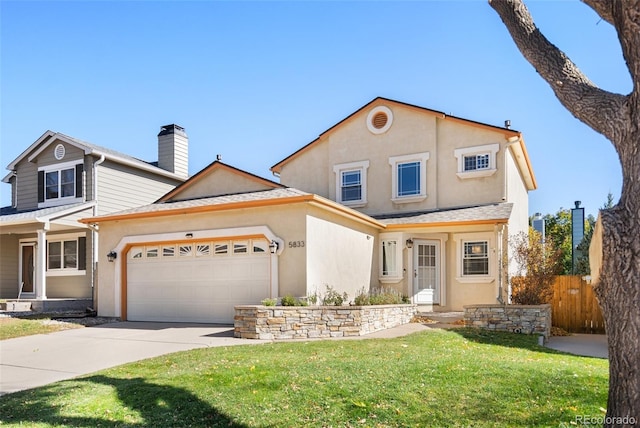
(54, 144), (66, 160)
(366, 106), (393, 134)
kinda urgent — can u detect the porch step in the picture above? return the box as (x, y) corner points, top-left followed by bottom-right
(0, 301), (32, 312)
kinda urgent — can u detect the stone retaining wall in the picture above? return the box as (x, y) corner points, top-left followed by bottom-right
(234, 304), (417, 340)
(463, 304), (551, 340)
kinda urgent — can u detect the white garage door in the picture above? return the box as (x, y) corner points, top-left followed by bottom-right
(127, 239), (270, 323)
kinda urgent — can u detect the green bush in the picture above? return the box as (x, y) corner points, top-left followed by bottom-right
(321, 285), (348, 306)
(354, 287), (409, 306)
(280, 294), (297, 306)
(353, 287), (370, 306)
(261, 298), (277, 306)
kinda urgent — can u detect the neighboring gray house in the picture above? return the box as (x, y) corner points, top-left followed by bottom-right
(0, 125), (189, 308)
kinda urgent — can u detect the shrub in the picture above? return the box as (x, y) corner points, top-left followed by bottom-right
(509, 230), (563, 305)
(353, 288), (370, 306)
(280, 294), (297, 306)
(261, 298), (277, 306)
(321, 285), (348, 306)
(352, 287), (409, 306)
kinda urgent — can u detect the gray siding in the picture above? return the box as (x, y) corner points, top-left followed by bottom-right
(0, 234), (19, 298)
(96, 160), (181, 216)
(14, 140), (86, 211)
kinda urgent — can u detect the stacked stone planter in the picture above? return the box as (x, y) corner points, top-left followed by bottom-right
(234, 304), (417, 340)
(463, 304), (551, 341)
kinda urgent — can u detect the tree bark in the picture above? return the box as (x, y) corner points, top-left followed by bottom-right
(489, 1), (640, 426)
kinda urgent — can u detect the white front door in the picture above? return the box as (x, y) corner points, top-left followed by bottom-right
(414, 240), (440, 304)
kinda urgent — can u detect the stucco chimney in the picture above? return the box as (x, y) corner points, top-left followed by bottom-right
(157, 124), (188, 178)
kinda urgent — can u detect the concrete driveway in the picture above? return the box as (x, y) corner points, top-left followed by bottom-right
(0, 322), (261, 396)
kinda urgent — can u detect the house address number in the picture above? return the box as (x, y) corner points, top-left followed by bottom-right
(288, 241), (305, 248)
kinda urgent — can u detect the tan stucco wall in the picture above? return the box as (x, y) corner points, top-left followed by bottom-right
(306, 214), (375, 301)
(94, 202), (379, 318)
(168, 168), (276, 201)
(279, 101), (514, 217)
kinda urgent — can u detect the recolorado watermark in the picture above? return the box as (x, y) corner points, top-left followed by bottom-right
(561, 415), (637, 426)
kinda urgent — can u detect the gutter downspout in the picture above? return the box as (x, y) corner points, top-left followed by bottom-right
(502, 136), (521, 202)
(497, 224), (506, 304)
(91, 154), (106, 310)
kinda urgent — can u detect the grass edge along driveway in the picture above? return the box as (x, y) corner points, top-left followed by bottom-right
(0, 328), (608, 427)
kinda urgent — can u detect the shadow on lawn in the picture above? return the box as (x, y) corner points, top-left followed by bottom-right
(0, 375), (247, 428)
(449, 327), (562, 354)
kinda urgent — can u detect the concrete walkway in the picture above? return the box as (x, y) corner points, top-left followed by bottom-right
(545, 333), (608, 359)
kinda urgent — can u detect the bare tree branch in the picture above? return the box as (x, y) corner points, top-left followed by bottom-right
(489, 0), (626, 142)
(581, 0), (615, 26)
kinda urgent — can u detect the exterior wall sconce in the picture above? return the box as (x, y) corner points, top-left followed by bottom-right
(107, 251), (117, 262)
(269, 240), (279, 254)
(406, 239), (413, 249)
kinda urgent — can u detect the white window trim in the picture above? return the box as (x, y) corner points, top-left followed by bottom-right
(453, 143), (499, 179)
(333, 160), (369, 207)
(379, 232), (403, 283)
(388, 152), (429, 203)
(38, 160), (83, 208)
(453, 232), (495, 283)
(46, 232), (86, 277)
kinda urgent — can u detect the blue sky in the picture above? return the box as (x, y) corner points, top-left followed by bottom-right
(0, 1), (628, 218)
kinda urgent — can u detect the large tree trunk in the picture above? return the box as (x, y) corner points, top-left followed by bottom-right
(489, 1), (640, 425)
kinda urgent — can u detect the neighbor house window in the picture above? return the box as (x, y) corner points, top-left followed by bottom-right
(333, 160), (369, 206)
(389, 153), (429, 203)
(463, 241), (489, 276)
(46, 234), (86, 275)
(38, 161), (83, 207)
(453, 144), (499, 179)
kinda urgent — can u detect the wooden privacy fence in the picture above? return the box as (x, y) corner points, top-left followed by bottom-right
(552, 276), (605, 334)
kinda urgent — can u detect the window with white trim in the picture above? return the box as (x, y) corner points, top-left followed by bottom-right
(46, 234), (86, 275)
(388, 153), (429, 203)
(453, 232), (495, 283)
(453, 144), (499, 179)
(379, 233), (403, 283)
(333, 160), (369, 206)
(463, 241), (489, 275)
(38, 160), (84, 207)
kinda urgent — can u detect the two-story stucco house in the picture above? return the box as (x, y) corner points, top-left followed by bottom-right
(0, 125), (189, 309)
(82, 98), (536, 323)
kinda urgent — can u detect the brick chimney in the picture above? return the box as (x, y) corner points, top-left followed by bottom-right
(157, 124), (188, 178)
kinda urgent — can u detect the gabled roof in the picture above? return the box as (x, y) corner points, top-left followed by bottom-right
(377, 203), (514, 228)
(157, 160), (283, 203)
(4, 130), (186, 182)
(271, 97), (525, 174)
(80, 187), (385, 229)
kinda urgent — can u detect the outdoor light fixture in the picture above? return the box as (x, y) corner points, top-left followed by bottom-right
(406, 239), (413, 249)
(269, 240), (279, 254)
(107, 251), (117, 262)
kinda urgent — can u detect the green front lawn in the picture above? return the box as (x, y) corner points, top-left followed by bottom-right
(0, 328), (608, 427)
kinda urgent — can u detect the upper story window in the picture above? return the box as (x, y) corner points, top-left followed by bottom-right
(333, 160), (369, 207)
(454, 143), (499, 179)
(38, 160), (83, 208)
(388, 152), (429, 204)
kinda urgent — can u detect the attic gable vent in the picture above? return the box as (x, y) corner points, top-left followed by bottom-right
(373, 112), (388, 129)
(366, 106), (393, 134)
(54, 144), (66, 160)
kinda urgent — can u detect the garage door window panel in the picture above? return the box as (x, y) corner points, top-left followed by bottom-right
(234, 242), (248, 254)
(196, 244), (211, 257)
(253, 240), (268, 254)
(180, 245), (193, 257)
(146, 247), (159, 258)
(163, 246), (175, 257)
(214, 243), (229, 255)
